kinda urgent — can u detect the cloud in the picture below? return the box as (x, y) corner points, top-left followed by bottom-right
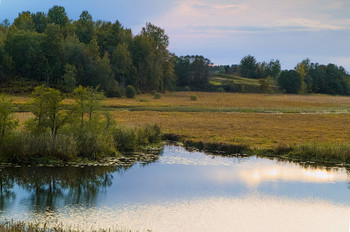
(154, 0), (350, 37)
(149, 0), (350, 69)
(276, 18), (346, 31)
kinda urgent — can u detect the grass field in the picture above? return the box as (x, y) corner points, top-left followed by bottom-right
(11, 92), (350, 163)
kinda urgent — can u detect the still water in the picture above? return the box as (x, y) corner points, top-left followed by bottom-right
(1, 145), (350, 231)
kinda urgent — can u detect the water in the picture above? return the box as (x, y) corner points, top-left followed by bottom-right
(1, 145), (350, 231)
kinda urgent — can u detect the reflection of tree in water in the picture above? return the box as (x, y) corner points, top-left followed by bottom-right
(0, 168), (16, 212)
(0, 151), (161, 214)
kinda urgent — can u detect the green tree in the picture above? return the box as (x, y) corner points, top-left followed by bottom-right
(13, 11), (35, 31)
(42, 23), (64, 85)
(4, 29), (43, 79)
(72, 86), (106, 125)
(29, 85), (72, 137)
(174, 55), (211, 90)
(111, 42), (135, 87)
(278, 70), (302, 94)
(295, 59), (311, 93)
(96, 20), (132, 56)
(31, 12), (48, 33)
(239, 55), (257, 78)
(48, 6), (69, 27)
(266, 59), (281, 80)
(62, 64), (77, 92)
(141, 23), (173, 92)
(75, 11), (95, 44)
(131, 34), (156, 91)
(0, 95), (18, 139)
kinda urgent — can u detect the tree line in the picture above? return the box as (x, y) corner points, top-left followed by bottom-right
(0, 6), (349, 95)
(224, 55), (350, 95)
(0, 6), (176, 96)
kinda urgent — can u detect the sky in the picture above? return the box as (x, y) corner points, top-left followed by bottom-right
(0, 0), (349, 70)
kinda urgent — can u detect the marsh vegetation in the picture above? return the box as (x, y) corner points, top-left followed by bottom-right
(0, 86), (162, 163)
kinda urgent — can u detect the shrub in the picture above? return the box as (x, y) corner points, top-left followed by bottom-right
(216, 87), (225, 93)
(137, 124), (162, 146)
(126, 85), (136, 98)
(153, 92), (161, 99)
(0, 94), (18, 140)
(138, 98), (149, 102)
(190, 94), (197, 101)
(184, 86), (191, 91)
(111, 125), (137, 152)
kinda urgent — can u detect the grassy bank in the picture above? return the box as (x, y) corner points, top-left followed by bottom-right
(7, 91), (350, 165)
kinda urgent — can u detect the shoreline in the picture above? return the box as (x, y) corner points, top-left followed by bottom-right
(2, 137), (350, 169)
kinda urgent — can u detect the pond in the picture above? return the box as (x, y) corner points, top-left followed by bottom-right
(1, 145), (350, 232)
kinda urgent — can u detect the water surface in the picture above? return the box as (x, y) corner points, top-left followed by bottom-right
(1, 145), (350, 231)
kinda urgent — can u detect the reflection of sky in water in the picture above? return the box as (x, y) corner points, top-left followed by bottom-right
(2, 145), (350, 231)
(22, 195), (350, 232)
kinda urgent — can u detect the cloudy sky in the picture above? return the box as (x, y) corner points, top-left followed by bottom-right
(0, 0), (349, 70)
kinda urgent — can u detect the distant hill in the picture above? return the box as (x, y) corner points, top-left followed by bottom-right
(209, 74), (279, 93)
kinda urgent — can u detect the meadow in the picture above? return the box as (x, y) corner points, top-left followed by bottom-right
(11, 92), (350, 164)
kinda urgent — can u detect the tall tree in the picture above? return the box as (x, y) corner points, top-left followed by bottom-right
(48, 6), (69, 27)
(140, 23), (173, 91)
(42, 23), (64, 85)
(13, 11), (35, 31)
(175, 55), (211, 89)
(266, 59), (281, 79)
(239, 55), (257, 78)
(75, 11), (95, 44)
(110, 42), (135, 87)
(31, 12), (48, 33)
(278, 70), (302, 94)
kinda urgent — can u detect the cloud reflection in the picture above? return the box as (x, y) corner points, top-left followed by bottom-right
(210, 165), (348, 186)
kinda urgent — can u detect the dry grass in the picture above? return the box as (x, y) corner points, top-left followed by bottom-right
(102, 92), (350, 112)
(111, 111), (350, 149)
(11, 92), (350, 112)
(10, 92), (350, 150)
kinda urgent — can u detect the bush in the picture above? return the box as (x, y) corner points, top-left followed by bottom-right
(153, 92), (161, 99)
(73, 125), (116, 159)
(125, 85), (136, 98)
(137, 124), (162, 146)
(190, 94), (197, 101)
(216, 87), (225, 93)
(111, 125), (137, 152)
(184, 86), (191, 91)
(111, 124), (162, 152)
(138, 98), (148, 102)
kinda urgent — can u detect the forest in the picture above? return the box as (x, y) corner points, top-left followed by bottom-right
(0, 6), (349, 96)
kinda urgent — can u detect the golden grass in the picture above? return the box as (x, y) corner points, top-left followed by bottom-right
(111, 111), (350, 149)
(12, 92), (350, 111)
(10, 92), (350, 150)
(102, 92), (350, 112)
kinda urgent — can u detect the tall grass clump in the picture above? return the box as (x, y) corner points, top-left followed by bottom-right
(112, 124), (162, 152)
(289, 142), (350, 163)
(190, 94), (197, 101)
